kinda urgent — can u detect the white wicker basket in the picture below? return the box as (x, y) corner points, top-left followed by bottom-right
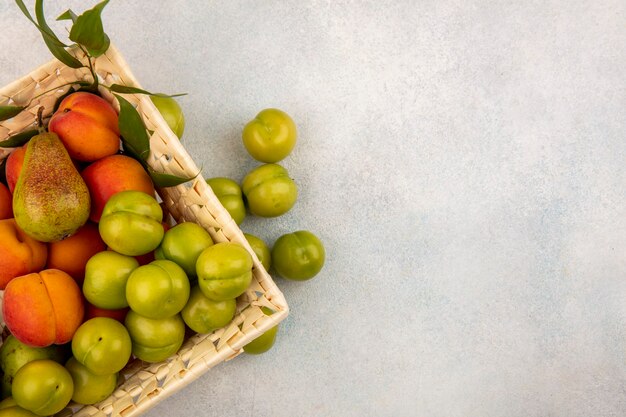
(0, 44), (289, 416)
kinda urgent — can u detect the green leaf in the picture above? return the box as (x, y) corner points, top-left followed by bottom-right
(147, 166), (198, 188)
(15, 0), (66, 47)
(0, 105), (25, 121)
(14, 0), (37, 25)
(69, 0), (110, 57)
(115, 94), (151, 161)
(109, 84), (187, 98)
(34, 0), (84, 69)
(0, 129), (38, 148)
(42, 39), (84, 68)
(15, 0), (83, 68)
(57, 9), (78, 22)
(120, 141), (143, 162)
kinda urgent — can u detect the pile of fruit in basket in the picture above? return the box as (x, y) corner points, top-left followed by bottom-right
(0, 1), (325, 415)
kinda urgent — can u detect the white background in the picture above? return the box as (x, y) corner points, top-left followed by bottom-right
(0, 1), (625, 416)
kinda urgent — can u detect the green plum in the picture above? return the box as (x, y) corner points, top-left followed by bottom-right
(159, 222), (214, 276)
(242, 108), (297, 163)
(0, 397), (38, 416)
(71, 317), (132, 375)
(0, 335), (67, 398)
(151, 94), (185, 138)
(181, 285), (237, 334)
(206, 177), (246, 225)
(65, 357), (118, 405)
(244, 233), (271, 271)
(154, 245), (166, 260)
(126, 260), (190, 319)
(243, 308), (279, 355)
(12, 359), (73, 416)
(241, 164), (297, 217)
(99, 190), (164, 256)
(196, 242), (253, 301)
(271, 230), (325, 281)
(83, 251), (139, 309)
(124, 310), (186, 363)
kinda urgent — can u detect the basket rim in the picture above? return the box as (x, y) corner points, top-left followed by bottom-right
(0, 43), (289, 417)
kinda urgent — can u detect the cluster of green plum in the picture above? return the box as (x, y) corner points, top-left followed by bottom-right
(202, 108), (326, 354)
(209, 108), (326, 281)
(150, 102), (326, 284)
(151, 100), (326, 354)
(87, 189), (256, 357)
(0, 189), (257, 415)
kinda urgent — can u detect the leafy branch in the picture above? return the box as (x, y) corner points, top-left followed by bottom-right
(2, 0), (194, 187)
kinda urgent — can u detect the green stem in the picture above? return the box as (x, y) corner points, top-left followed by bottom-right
(77, 44), (99, 91)
(87, 56), (98, 90)
(27, 80), (86, 104)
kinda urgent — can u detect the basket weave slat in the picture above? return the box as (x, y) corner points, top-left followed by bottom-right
(0, 44), (288, 417)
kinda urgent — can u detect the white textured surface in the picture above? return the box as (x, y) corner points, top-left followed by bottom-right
(1, 1), (626, 416)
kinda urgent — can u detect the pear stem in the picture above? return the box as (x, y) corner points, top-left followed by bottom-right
(36, 107), (45, 133)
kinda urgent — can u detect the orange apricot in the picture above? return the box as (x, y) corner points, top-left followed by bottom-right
(48, 92), (121, 162)
(47, 222), (106, 283)
(5, 144), (25, 193)
(0, 218), (47, 289)
(81, 154), (155, 222)
(3, 269), (84, 347)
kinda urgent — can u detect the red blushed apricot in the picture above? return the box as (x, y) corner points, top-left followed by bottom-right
(84, 303), (129, 323)
(82, 154), (156, 222)
(48, 92), (121, 162)
(2, 269), (84, 347)
(0, 183), (12, 219)
(5, 145), (26, 193)
(42, 269), (85, 344)
(106, 245), (155, 265)
(47, 222), (106, 283)
(134, 250), (155, 266)
(0, 218), (47, 289)
(2, 272), (55, 346)
(57, 92), (119, 132)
